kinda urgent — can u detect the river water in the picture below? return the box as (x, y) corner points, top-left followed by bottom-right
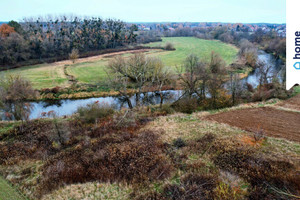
(3, 50), (284, 119)
(241, 50), (283, 87)
(29, 90), (184, 119)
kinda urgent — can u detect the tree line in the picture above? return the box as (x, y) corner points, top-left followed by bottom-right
(0, 16), (139, 67)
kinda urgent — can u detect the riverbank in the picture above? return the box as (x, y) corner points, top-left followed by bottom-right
(36, 85), (180, 101)
(33, 62), (252, 101)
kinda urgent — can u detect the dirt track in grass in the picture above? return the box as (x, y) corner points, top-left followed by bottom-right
(205, 107), (300, 142)
(53, 48), (156, 66)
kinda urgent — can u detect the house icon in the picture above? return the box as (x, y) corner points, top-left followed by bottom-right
(294, 62), (300, 70)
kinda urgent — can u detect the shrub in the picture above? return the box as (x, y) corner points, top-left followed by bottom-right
(172, 98), (199, 114)
(246, 83), (254, 93)
(76, 102), (115, 123)
(0, 75), (36, 120)
(214, 182), (242, 200)
(173, 138), (186, 149)
(160, 104), (175, 115)
(69, 48), (79, 63)
(164, 42), (175, 51)
(51, 86), (61, 94)
(252, 128), (266, 142)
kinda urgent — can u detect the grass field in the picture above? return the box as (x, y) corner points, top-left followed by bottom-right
(0, 37), (238, 89)
(66, 59), (109, 84)
(1, 64), (68, 89)
(62, 37), (238, 86)
(144, 37), (238, 66)
(0, 176), (25, 200)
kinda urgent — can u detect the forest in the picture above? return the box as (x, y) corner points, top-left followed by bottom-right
(0, 17), (139, 67)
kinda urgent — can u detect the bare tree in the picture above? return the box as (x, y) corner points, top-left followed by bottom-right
(238, 39), (258, 68)
(0, 75), (36, 122)
(178, 54), (208, 100)
(257, 61), (273, 85)
(149, 58), (175, 108)
(228, 71), (243, 105)
(107, 56), (133, 109)
(207, 51), (227, 108)
(108, 54), (158, 107)
(69, 48), (79, 63)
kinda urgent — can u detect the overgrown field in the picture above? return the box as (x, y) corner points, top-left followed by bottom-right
(0, 99), (299, 200)
(1, 37), (238, 89)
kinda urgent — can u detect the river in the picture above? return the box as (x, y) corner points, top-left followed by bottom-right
(4, 51), (284, 120)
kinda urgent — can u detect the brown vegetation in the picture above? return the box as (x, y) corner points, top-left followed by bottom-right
(0, 107), (175, 198)
(0, 75), (37, 120)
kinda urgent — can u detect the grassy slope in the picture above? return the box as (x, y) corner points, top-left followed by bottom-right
(1, 37), (238, 89)
(42, 104), (300, 199)
(293, 86), (300, 95)
(0, 176), (25, 200)
(67, 59), (109, 84)
(0, 100), (299, 199)
(1, 64), (68, 89)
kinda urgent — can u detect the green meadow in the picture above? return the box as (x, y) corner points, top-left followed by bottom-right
(1, 37), (238, 89)
(144, 37), (238, 66)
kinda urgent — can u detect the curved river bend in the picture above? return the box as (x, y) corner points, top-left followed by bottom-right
(24, 51), (284, 119)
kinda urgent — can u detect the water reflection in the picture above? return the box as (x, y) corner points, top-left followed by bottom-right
(29, 90), (184, 119)
(3, 51), (282, 120)
(241, 50), (283, 88)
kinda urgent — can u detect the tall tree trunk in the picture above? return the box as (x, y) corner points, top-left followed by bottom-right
(126, 97), (133, 109)
(160, 92), (163, 108)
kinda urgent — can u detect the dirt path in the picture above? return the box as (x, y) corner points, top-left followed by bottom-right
(205, 107), (300, 142)
(54, 49), (156, 67)
(59, 48), (158, 84)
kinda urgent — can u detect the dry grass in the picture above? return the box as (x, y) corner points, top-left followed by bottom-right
(42, 182), (133, 200)
(142, 112), (249, 143)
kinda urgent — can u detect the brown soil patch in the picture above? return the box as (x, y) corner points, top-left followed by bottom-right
(278, 94), (300, 111)
(205, 107), (300, 142)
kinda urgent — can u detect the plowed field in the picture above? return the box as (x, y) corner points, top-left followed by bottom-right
(206, 107), (300, 142)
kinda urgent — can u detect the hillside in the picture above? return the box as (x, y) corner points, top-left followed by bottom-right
(0, 97), (299, 200)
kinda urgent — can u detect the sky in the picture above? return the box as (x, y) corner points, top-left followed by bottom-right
(0, 0), (286, 23)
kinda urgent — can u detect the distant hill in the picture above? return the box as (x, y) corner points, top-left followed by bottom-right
(0, 22), (8, 25)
